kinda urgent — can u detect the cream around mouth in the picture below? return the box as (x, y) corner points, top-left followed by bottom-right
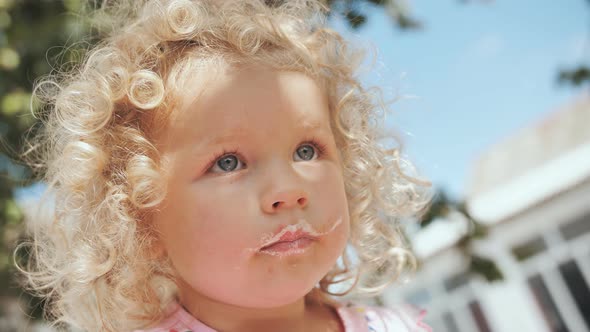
(250, 217), (343, 257)
(259, 229), (317, 251)
(259, 237), (315, 256)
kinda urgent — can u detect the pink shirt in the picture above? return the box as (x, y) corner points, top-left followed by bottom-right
(135, 301), (432, 332)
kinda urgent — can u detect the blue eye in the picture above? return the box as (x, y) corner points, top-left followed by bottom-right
(294, 144), (317, 161)
(211, 154), (244, 173)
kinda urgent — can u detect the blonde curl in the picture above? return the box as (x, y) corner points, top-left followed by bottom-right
(127, 70), (165, 110)
(166, 0), (205, 36)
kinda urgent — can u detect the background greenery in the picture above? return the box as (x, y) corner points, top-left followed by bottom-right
(0, 0), (585, 324)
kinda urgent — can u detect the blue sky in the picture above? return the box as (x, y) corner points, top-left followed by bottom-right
(329, 0), (588, 200)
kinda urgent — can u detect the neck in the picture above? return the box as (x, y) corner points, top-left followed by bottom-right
(178, 286), (342, 332)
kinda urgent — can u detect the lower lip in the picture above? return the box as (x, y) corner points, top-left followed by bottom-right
(259, 238), (314, 256)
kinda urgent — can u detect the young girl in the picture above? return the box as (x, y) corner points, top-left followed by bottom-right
(18, 0), (432, 331)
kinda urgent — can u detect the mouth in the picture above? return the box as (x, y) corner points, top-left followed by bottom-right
(259, 231), (317, 254)
(257, 225), (318, 256)
(253, 218), (343, 257)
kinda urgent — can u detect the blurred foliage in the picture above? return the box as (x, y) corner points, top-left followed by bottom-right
(419, 190), (504, 282)
(0, 0), (95, 320)
(559, 66), (590, 87)
(557, 0), (590, 88)
(325, 0), (422, 30)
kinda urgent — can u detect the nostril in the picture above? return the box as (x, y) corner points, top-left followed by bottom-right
(269, 196), (307, 211)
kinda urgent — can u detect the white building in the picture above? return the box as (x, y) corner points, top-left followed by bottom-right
(382, 94), (590, 332)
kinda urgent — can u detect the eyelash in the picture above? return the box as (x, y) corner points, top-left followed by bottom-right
(204, 138), (328, 173)
(204, 148), (243, 173)
(303, 138), (327, 157)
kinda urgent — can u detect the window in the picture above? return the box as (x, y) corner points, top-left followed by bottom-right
(442, 312), (460, 332)
(527, 274), (569, 332)
(511, 236), (547, 261)
(558, 260), (590, 330)
(469, 300), (492, 332)
(559, 212), (590, 241)
(444, 271), (470, 293)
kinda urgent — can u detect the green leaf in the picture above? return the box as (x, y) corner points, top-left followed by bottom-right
(0, 0), (15, 11)
(5, 198), (22, 225)
(0, 47), (19, 70)
(470, 254), (504, 282)
(558, 66), (590, 86)
(345, 10), (367, 29)
(1, 91), (30, 116)
(366, 0), (387, 5)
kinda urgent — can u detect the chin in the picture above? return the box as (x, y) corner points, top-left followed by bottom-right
(240, 278), (321, 308)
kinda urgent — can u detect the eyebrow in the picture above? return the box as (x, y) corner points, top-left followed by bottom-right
(298, 120), (324, 132)
(188, 119), (328, 152)
(211, 120), (326, 141)
(181, 133), (242, 165)
(193, 127), (249, 149)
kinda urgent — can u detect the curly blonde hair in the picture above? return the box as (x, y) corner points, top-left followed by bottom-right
(16, 0), (431, 330)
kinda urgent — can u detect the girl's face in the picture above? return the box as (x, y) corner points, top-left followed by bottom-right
(153, 65), (350, 309)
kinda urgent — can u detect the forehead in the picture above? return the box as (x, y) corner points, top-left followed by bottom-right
(162, 65), (331, 150)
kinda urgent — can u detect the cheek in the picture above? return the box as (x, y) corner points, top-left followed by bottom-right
(324, 165), (350, 252)
(155, 180), (257, 265)
(311, 162), (348, 214)
(310, 162), (350, 255)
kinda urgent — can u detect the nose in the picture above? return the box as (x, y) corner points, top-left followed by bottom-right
(261, 188), (308, 214)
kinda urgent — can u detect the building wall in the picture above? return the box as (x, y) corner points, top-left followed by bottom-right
(383, 95), (590, 332)
(382, 178), (590, 331)
(478, 177), (590, 332)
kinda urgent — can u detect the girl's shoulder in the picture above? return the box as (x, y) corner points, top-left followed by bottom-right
(133, 301), (215, 332)
(335, 302), (432, 332)
(134, 301), (432, 332)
